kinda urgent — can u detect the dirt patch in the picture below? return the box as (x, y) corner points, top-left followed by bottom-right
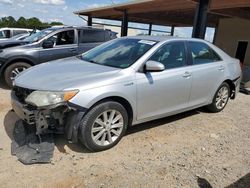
(0, 88), (249, 188)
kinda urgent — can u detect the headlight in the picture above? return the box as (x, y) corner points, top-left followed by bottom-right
(25, 90), (78, 107)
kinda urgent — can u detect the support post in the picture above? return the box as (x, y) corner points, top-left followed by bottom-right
(170, 26), (175, 36)
(87, 16), (92, 26)
(148, 23), (152, 35)
(192, 0), (209, 39)
(121, 10), (128, 37)
(212, 24), (218, 44)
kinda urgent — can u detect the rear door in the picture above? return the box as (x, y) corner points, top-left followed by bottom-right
(39, 29), (78, 63)
(187, 41), (226, 107)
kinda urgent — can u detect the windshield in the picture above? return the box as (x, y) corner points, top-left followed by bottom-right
(24, 29), (54, 43)
(81, 38), (157, 69)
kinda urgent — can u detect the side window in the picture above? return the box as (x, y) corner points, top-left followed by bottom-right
(149, 42), (186, 69)
(80, 29), (105, 43)
(188, 42), (222, 65)
(49, 30), (75, 46)
(3, 30), (10, 38)
(13, 30), (27, 36)
(0, 31), (5, 38)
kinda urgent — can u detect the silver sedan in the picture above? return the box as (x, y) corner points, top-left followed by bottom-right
(12, 36), (242, 151)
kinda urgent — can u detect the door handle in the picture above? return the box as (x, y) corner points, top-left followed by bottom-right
(218, 65), (225, 71)
(69, 48), (77, 52)
(182, 72), (192, 78)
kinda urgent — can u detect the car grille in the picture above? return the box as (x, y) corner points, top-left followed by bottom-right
(13, 86), (34, 104)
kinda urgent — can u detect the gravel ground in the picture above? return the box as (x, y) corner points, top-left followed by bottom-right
(0, 86), (249, 188)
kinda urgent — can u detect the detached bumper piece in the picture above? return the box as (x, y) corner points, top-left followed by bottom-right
(11, 120), (54, 165)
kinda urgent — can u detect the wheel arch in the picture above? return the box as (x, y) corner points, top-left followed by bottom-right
(209, 78), (236, 104)
(88, 96), (134, 126)
(223, 79), (236, 99)
(1, 58), (34, 75)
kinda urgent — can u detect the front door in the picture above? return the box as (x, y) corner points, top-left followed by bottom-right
(136, 41), (192, 121)
(39, 29), (78, 63)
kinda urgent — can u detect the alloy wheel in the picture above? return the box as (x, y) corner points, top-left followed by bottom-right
(215, 86), (229, 110)
(91, 110), (124, 146)
(10, 67), (27, 81)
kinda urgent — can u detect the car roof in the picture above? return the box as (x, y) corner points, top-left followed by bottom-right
(41, 26), (113, 32)
(124, 35), (207, 43)
(0, 28), (33, 31)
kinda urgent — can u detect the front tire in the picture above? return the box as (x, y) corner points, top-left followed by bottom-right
(4, 62), (31, 88)
(207, 82), (230, 113)
(79, 101), (128, 152)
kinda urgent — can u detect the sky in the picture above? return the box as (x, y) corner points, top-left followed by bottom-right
(0, 0), (215, 41)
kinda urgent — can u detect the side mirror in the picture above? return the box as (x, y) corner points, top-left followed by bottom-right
(42, 39), (54, 49)
(145, 60), (165, 72)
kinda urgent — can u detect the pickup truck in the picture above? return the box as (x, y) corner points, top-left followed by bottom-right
(0, 26), (117, 87)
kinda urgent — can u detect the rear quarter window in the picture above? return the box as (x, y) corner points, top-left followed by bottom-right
(79, 29), (105, 43)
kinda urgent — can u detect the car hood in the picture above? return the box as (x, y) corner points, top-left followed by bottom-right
(15, 56), (122, 91)
(0, 39), (28, 49)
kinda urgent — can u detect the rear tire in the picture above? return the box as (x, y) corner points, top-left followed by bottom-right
(4, 62), (31, 88)
(206, 82), (230, 113)
(79, 101), (128, 152)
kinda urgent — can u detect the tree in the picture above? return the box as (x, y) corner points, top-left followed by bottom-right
(16, 17), (27, 28)
(50, 21), (63, 26)
(0, 16), (64, 29)
(27, 17), (42, 29)
(7, 16), (16, 27)
(0, 16), (16, 27)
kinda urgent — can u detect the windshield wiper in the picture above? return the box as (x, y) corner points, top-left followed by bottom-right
(81, 56), (98, 64)
(88, 60), (98, 64)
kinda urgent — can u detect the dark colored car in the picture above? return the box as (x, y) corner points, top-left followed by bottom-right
(0, 40), (28, 49)
(0, 26), (117, 87)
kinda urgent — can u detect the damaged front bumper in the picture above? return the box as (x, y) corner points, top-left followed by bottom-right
(11, 89), (87, 143)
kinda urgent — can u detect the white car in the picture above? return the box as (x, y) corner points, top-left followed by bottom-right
(0, 28), (33, 39)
